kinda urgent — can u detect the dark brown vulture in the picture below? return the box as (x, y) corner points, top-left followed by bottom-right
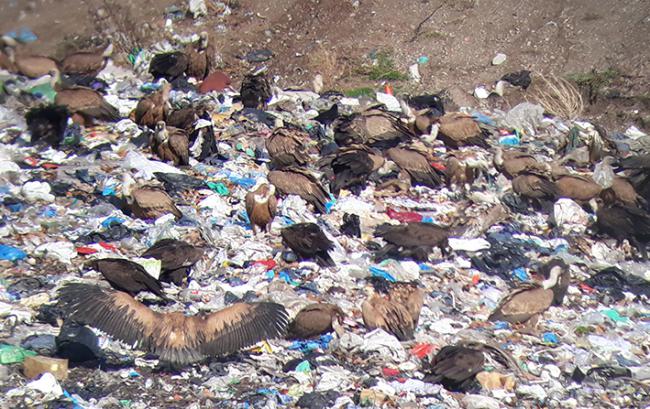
(25, 105), (70, 148)
(488, 261), (569, 325)
(287, 303), (344, 339)
(554, 174), (602, 202)
(268, 168), (330, 214)
(245, 183), (277, 233)
(149, 33), (214, 82)
(334, 107), (413, 149)
(3, 40), (57, 78)
(361, 277), (424, 341)
(374, 222), (450, 261)
(57, 283), (289, 366)
(511, 173), (558, 201)
(240, 70), (273, 109)
(59, 43), (113, 77)
(152, 121), (190, 166)
(600, 176), (644, 208)
(141, 239), (204, 285)
(134, 81), (172, 129)
(318, 145), (385, 196)
(52, 69), (120, 126)
(422, 344), (485, 392)
(386, 145), (443, 189)
(265, 126), (311, 168)
(493, 148), (550, 179)
(281, 223), (335, 267)
(86, 258), (171, 302)
(590, 199), (650, 259)
(123, 182), (182, 221)
(436, 113), (489, 149)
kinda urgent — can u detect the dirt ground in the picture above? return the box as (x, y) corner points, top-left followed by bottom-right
(1, 0), (649, 130)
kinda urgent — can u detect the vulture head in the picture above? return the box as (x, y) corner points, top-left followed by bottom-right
(252, 182), (276, 205)
(198, 32), (210, 50)
(493, 147), (504, 167)
(541, 264), (563, 290)
(121, 173), (137, 204)
(155, 121), (169, 143)
(1, 35), (17, 61)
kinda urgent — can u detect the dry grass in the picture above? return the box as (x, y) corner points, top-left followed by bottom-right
(307, 45), (349, 87)
(91, 0), (151, 57)
(532, 73), (584, 120)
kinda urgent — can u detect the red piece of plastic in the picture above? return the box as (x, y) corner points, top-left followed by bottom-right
(76, 246), (98, 255)
(24, 157), (39, 167)
(41, 163), (59, 170)
(384, 84), (393, 95)
(382, 367), (400, 377)
(430, 162), (446, 172)
(579, 283), (596, 294)
(387, 207), (423, 223)
(472, 273), (480, 286)
(410, 343), (435, 359)
(98, 242), (117, 251)
(199, 71), (232, 94)
(253, 259), (277, 270)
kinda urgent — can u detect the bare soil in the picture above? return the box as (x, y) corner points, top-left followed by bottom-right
(1, 0), (649, 129)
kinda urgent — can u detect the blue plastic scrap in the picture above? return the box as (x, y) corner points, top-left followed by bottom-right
(542, 332), (559, 345)
(369, 266), (396, 282)
(101, 216), (125, 228)
(0, 244), (27, 261)
(511, 267), (529, 282)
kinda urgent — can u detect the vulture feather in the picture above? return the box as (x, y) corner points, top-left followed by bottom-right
(319, 145), (384, 195)
(268, 168), (330, 213)
(489, 263), (569, 325)
(281, 223), (335, 267)
(493, 148), (550, 179)
(374, 222), (449, 261)
(386, 146), (443, 188)
(554, 174), (602, 202)
(287, 303), (344, 339)
(60, 43), (112, 77)
(141, 239), (204, 285)
(366, 277), (424, 331)
(86, 258), (170, 302)
(436, 113), (488, 149)
(245, 183), (277, 233)
(185, 32), (214, 80)
(25, 104), (70, 148)
(240, 71), (273, 109)
(362, 293), (415, 341)
(55, 86), (120, 125)
(266, 126), (311, 168)
(422, 345), (484, 392)
(57, 283), (289, 366)
(125, 184), (182, 221)
(334, 107), (414, 149)
(149, 52), (189, 82)
(591, 200), (650, 258)
(134, 81), (172, 129)
(511, 173), (558, 200)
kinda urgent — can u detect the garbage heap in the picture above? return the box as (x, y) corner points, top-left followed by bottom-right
(0, 28), (649, 409)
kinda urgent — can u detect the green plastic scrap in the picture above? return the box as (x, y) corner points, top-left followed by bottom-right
(0, 344), (37, 365)
(207, 181), (229, 196)
(601, 309), (630, 323)
(119, 399), (131, 408)
(295, 360), (311, 373)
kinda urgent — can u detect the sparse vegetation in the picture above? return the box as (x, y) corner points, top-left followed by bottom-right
(359, 51), (408, 81)
(344, 87), (375, 98)
(532, 73), (584, 120)
(308, 45), (347, 87)
(567, 68), (621, 103)
(91, 0), (151, 57)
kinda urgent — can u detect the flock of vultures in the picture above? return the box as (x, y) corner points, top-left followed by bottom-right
(1, 32), (649, 390)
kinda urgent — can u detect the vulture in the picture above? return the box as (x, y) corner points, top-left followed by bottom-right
(0, 38), (16, 72)
(444, 152), (486, 190)
(134, 81), (172, 129)
(281, 223), (335, 267)
(25, 104), (70, 148)
(245, 182), (277, 234)
(166, 105), (201, 133)
(313, 104), (339, 127)
(319, 145), (385, 195)
(554, 174), (602, 202)
(493, 148), (550, 179)
(59, 43), (113, 77)
(405, 94), (445, 115)
(265, 126), (311, 168)
(2, 38), (57, 78)
(361, 278), (424, 341)
(334, 107), (413, 149)
(149, 32), (214, 81)
(422, 342), (519, 392)
(152, 121), (190, 166)
(590, 199), (650, 259)
(615, 154), (650, 204)
(287, 303), (344, 339)
(340, 213), (361, 238)
(240, 70), (273, 109)
(436, 113), (489, 149)
(86, 258), (171, 302)
(539, 259), (570, 306)
(488, 261), (569, 325)
(50, 71), (120, 125)
(141, 239), (204, 285)
(374, 222), (450, 261)
(57, 283), (289, 366)
(268, 168), (330, 213)
(386, 145), (443, 189)
(122, 177), (182, 221)
(600, 176), (644, 208)
(511, 173), (558, 201)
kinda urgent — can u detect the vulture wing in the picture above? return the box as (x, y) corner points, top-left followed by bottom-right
(149, 52), (189, 80)
(131, 188), (182, 220)
(488, 286), (553, 324)
(362, 296), (415, 341)
(387, 147), (442, 188)
(141, 239), (203, 270)
(168, 130), (190, 166)
(268, 169), (330, 213)
(58, 283), (289, 365)
(60, 53), (105, 76)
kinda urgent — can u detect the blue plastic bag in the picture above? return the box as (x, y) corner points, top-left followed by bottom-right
(0, 245), (27, 261)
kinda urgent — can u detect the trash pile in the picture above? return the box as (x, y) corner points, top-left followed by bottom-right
(1, 12), (650, 409)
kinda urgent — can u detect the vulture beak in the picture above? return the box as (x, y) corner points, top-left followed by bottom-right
(332, 316), (345, 337)
(588, 198), (599, 213)
(542, 266), (562, 289)
(102, 43), (114, 58)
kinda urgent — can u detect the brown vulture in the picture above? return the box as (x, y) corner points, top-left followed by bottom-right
(86, 258), (171, 302)
(59, 43), (113, 77)
(590, 199), (650, 259)
(2, 38), (57, 78)
(493, 148), (550, 179)
(386, 145), (443, 189)
(600, 176), (644, 208)
(334, 107), (413, 149)
(361, 277), (424, 341)
(185, 32), (214, 81)
(152, 121), (190, 166)
(511, 173), (558, 201)
(287, 303), (344, 339)
(554, 174), (602, 202)
(57, 283), (289, 366)
(281, 223), (335, 267)
(240, 70), (273, 109)
(318, 145), (385, 195)
(149, 33), (214, 81)
(265, 126), (311, 168)
(245, 183), (277, 234)
(615, 154), (650, 204)
(374, 222), (450, 261)
(122, 180), (182, 221)
(141, 239), (204, 285)
(134, 81), (172, 129)
(436, 113), (489, 149)
(268, 168), (330, 214)
(488, 261), (569, 325)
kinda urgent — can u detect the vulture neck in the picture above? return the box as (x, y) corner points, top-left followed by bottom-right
(49, 70), (62, 91)
(493, 148), (504, 166)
